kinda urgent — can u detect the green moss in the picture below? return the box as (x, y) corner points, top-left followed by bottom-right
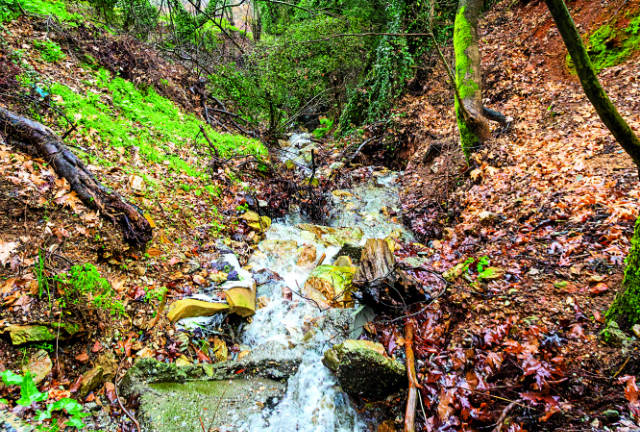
(50, 68), (266, 178)
(606, 216), (640, 329)
(33, 40), (65, 63)
(568, 13), (640, 73)
(0, 0), (82, 24)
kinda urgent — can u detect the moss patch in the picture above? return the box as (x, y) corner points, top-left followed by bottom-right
(568, 13), (640, 73)
(50, 68), (266, 177)
(606, 216), (640, 329)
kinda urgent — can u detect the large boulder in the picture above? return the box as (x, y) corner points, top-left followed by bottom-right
(303, 265), (356, 308)
(323, 340), (406, 400)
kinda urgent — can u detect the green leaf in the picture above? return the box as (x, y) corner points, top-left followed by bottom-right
(477, 256), (490, 273)
(477, 267), (505, 282)
(16, 373), (48, 406)
(1, 370), (23, 386)
(66, 415), (87, 428)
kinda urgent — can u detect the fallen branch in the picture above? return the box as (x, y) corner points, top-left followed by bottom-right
(115, 358), (141, 432)
(0, 107), (152, 248)
(404, 319), (418, 432)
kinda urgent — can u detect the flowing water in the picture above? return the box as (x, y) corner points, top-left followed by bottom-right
(184, 133), (412, 431)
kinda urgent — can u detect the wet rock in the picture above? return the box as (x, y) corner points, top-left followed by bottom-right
(79, 365), (105, 397)
(242, 211), (272, 232)
(297, 224), (364, 246)
(259, 239), (298, 256)
(167, 299), (230, 322)
(4, 325), (56, 346)
(303, 265), (356, 308)
(333, 256), (353, 267)
(323, 340), (406, 400)
(23, 349), (52, 384)
(223, 267), (257, 317)
(296, 244), (317, 267)
(120, 355), (299, 432)
(336, 243), (363, 265)
(600, 321), (634, 347)
(632, 324), (640, 338)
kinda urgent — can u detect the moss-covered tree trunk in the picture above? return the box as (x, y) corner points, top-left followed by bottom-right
(454, 0), (490, 160)
(607, 219), (640, 328)
(544, 0), (640, 329)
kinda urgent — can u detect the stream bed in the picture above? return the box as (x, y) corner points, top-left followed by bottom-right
(128, 133), (413, 432)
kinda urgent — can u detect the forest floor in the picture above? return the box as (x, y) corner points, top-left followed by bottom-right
(0, 0), (639, 431)
(387, 0), (640, 430)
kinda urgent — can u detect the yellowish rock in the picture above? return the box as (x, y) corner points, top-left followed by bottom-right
(212, 337), (228, 362)
(225, 281), (257, 318)
(175, 355), (192, 367)
(296, 244), (317, 267)
(333, 256), (353, 267)
(303, 265), (356, 308)
(167, 299), (230, 322)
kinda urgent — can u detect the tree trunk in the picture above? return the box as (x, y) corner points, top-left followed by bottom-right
(606, 218), (640, 329)
(454, 0), (490, 160)
(0, 107), (153, 249)
(544, 0), (640, 330)
(544, 0), (640, 167)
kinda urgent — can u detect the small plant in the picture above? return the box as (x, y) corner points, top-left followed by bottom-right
(144, 285), (167, 303)
(236, 203), (249, 213)
(1, 370), (89, 430)
(33, 40), (65, 63)
(55, 263), (125, 317)
(34, 250), (53, 310)
(312, 117), (334, 139)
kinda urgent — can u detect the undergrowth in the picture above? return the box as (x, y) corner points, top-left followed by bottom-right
(1, 370), (89, 430)
(54, 263), (125, 317)
(0, 0), (82, 24)
(50, 68), (266, 177)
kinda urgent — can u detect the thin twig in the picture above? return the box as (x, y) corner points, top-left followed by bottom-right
(115, 358), (141, 432)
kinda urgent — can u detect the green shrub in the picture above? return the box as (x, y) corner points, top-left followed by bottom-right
(50, 68), (265, 176)
(33, 40), (65, 63)
(55, 263), (125, 317)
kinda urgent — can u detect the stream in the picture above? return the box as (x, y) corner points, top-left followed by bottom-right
(180, 133), (413, 431)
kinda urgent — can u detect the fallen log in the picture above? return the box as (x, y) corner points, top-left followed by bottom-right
(0, 107), (152, 248)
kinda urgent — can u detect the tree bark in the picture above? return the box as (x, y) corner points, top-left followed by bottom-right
(544, 0), (640, 167)
(454, 0), (490, 160)
(606, 218), (640, 329)
(544, 0), (640, 330)
(0, 107), (153, 249)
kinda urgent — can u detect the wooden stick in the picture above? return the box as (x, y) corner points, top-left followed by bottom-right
(404, 319), (418, 432)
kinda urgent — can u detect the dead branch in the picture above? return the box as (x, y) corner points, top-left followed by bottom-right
(0, 107), (152, 248)
(404, 319), (418, 432)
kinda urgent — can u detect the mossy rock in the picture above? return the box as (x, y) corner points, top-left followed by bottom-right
(303, 265), (356, 308)
(3, 325), (56, 345)
(323, 340), (406, 400)
(119, 354), (300, 432)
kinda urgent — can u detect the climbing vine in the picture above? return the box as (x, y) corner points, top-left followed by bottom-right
(339, 0), (414, 133)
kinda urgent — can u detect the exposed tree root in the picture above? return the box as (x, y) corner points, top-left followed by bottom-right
(0, 106), (152, 248)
